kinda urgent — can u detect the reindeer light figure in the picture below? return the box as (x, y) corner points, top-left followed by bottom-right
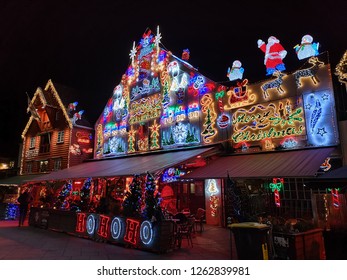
(294, 56), (324, 87)
(261, 71), (286, 99)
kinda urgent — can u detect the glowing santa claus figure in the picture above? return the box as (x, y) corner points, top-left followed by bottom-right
(257, 36), (287, 75)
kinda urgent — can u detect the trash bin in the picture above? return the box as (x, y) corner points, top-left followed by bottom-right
(229, 222), (271, 260)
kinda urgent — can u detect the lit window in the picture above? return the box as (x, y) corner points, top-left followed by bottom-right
(57, 131), (65, 143)
(39, 160), (49, 172)
(26, 162), (33, 173)
(53, 158), (62, 171)
(39, 133), (51, 153)
(29, 137), (36, 149)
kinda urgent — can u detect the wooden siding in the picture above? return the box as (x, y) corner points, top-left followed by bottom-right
(21, 127), (71, 174)
(50, 127), (71, 169)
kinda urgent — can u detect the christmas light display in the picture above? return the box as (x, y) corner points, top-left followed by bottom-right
(227, 60), (244, 81)
(206, 179), (220, 217)
(149, 119), (161, 150)
(122, 175), (142, 218)
(335, 50), (347, 83)
(201, 94), (217, 143)
(97, 215), (110, 238)
(330, 188), (340, 209)
(124, 218), (140, 245)
(93, 28), (337, 158)
(320, 158), (331, 172)
(142, 172), (163, 221)
(294, 57), (324, 87)
(4, 203), (18, 220)
(231, 99), (305, 144)
(110, 216), (123, 240)
(257, 36), (287, 75)
(80, 178), (92, 211)
(303, 91), (339, 146)
(215, 87), (230, 129)
(226, 79), (256, 109)
(294, 34), (320, 60)
(75, 213), (158, 249)
(269, 178), (284, 208)
(54, 180), (72, 209)
(162, 167), (186, 182)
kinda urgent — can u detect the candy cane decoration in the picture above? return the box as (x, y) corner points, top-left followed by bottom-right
(274, 189), (281, 207)
(331, 188), (340, 209)
(270, 178), (284, 208)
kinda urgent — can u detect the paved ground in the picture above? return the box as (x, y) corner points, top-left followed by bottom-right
(0, 220), (237, 260)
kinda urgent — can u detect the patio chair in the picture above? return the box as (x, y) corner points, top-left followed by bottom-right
(176, 217), (194, 248)
(192, 208), (205, 233)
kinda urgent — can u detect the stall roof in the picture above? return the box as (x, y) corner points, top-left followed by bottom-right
(25, 146), (218, 182)
(182, 147), (335, 179)
(0, 174), (44, 186)
(318, 165), (347, 179)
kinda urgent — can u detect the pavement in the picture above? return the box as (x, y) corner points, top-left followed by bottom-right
(0, 219), (237, 260)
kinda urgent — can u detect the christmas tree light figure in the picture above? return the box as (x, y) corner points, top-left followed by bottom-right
(142, 172), (163, 221)
(54, 180), (72, 209)
(122, 174), (143, 218)
(80, 178), (92, 211)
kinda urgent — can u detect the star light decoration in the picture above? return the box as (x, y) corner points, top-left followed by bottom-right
(129, 41), (137, 66)
(155, 25), (162, 54)
(172, 122), (188, 144)
(317, 127), (327, 136)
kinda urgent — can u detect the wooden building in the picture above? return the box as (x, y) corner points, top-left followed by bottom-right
(20, 79), (94, 175)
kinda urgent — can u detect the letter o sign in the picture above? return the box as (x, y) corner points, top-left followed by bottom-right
(110, 217), (123, 240)
(86, 214), (96, 235)
(140, 220), (153, 245)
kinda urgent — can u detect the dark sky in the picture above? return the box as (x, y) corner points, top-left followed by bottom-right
(1, 0), (347, 158)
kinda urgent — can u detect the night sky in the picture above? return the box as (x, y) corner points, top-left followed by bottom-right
(1, 0), (347, 158)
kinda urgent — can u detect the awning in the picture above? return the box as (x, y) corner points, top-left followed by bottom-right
(26, 146), (218, 182)
(0, 174), (44, 186)
(318, 165), (347, 179)
(183, 147), (335, 179)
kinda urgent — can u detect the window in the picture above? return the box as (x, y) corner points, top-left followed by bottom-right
(39, 133), (51, 153)
(53, 158), (62, 171)
(57, 131), (65, 143)
(25, 162), (33, 173)
(29, 137), (36, 149)
(39, 160), (49, 172)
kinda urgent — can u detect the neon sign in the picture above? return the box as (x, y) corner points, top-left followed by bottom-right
(201, 94), (217, 143)
(206, 179), (220, 217)
(269, 178), (284, 208)
(330, 188), (340, 209)
(76, 213), (155, 248)
(162, 167), (186, 182)
(304, 91), (339, 146)
(129, 94), (161, 124)
(231, 100), (305, 144)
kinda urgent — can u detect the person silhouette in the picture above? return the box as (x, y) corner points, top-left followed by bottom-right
(17, 190), (31, 227)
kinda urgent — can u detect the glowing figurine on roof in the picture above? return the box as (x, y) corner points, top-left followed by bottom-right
(112, 84), (126, 121)
(73, 110), (84, 124)
(257, 36), (287, 75)
(68, 101), (78, 113)
(227, 60), (244, 81)
(182, 48), (190, 61)
(294, 34), (319, 60)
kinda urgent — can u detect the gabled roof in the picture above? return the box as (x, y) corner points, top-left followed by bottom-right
(22, 79), (93, 138)
(95, 26), (214, 126)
